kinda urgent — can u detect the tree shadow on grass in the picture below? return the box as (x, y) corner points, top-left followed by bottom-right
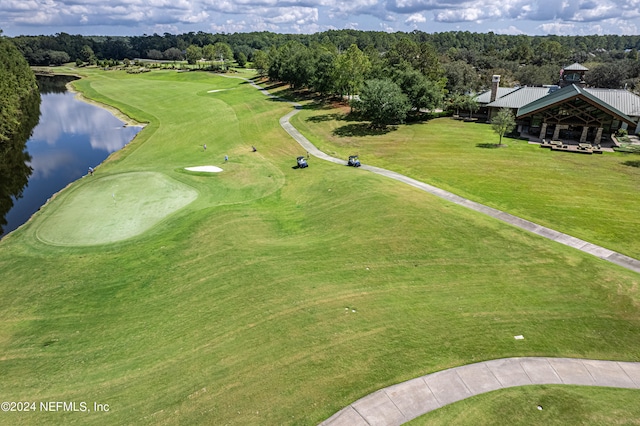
(263, 82), (288, 91)
(306, 113), (347, 123)
(333, 123), (396, 137)
(477, 143), (503, 148)
(622, 160), (640, 168)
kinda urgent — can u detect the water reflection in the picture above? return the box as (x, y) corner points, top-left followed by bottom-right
(0, 78), (40, 237)
(1, 75), (142, 238)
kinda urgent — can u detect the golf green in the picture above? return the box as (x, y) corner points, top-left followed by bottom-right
(35, 172), (198, 246)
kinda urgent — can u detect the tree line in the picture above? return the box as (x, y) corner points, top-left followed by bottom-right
(0, 31), (41, 235)
(7, 29), (640, 127)
(9, 30), (640, 92)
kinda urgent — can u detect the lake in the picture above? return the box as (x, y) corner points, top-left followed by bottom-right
(0, 75), (142, 238)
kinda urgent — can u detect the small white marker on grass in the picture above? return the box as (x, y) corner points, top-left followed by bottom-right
(514, 335), (524, 340)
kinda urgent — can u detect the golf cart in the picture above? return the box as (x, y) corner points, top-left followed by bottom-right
(297, 156), (308, 168)
(347, 155), (361, 167)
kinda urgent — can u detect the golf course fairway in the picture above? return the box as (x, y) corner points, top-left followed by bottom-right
(0, 68), (638, 425)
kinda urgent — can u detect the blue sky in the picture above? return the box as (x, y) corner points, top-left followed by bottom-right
(2, 0), (640, 37)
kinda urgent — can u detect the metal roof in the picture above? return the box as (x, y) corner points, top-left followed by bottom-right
(486, 86), (560, 109)
(563, 62), (589, 71)
(516, 84), (636, 126)
(475, 87), (519, 104)
(584, 88), (640, 117)
(482, 83), (640, 120)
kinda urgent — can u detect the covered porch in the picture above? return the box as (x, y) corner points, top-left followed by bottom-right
(516, 84), (638, 147)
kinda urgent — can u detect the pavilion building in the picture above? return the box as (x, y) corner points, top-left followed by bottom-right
(476, 63), (640, 145)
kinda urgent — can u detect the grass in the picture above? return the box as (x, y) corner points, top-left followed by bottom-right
(407, 385), (640, 425)
(0, 68), (638, 425)
(35, 172), (198, 245)
(290, 103), (640, 259)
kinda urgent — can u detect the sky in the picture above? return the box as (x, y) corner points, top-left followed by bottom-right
(1, 0), (640, 38)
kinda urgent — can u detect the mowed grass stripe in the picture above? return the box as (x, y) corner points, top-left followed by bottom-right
(408, 385), (640, 425)
(290, 105), (640, 258)
(0, 70), (638, 425)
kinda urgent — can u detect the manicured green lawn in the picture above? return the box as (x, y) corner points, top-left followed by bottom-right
(0, 69), (638, 425)
(35, 172), (198, 245)
(408, 385), (640, 425)
(291, 104), (640, 259)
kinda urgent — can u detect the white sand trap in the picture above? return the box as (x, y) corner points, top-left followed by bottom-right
(185, 165), (223, 173)
(207, 89), (232, 93)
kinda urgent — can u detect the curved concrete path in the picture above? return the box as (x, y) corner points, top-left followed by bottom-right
(223, 75), (638, 275)
(278, 108), (640, 275)
(270, 89), (640, 423)
(319, 357), (640, 425)
(217, 77), (640, 423)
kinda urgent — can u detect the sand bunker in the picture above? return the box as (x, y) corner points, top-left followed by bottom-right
(185, 166), (223, 173)
(207, 89), (231, 93)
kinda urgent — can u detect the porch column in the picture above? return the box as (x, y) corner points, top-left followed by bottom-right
(539, 123), (547, 140)
(552, 125), (561, 140)
(594, 127), (603, 144)
(580, 126), (589, 143)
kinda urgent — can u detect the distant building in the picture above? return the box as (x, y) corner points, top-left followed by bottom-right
(476, 63), (640, 143)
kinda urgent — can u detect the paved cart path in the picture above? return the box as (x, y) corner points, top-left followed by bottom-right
(318, 357), (640, 425)
(277, 106), (640, 275)
(219, 76), (640, 424)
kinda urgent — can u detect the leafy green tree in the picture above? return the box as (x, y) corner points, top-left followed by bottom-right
(465, 95), (478, 118)
(385, 38), (418, 70)
(533, 40), (567, 65)
(268, 41), (314, 89)
(0, 35), (40, 234)
(443, 60), (481, 95)
(47, 50), (70, 65)
(80, 45), (96, 64)
(163, 47), (183, 61)
(491, 108), (516, 145)
(233, 45), (253, 62)
(309, 45), (336, 95)
(334, 44), (370, 99)
(585, 62), (628, 88)
(252, 50), (269, 76)
(147, 49), (163, 60)
(353, 79), (410, 127)
(185, 45), (202, 65)
(214, 42), (234, 69)
(235, 52), (247, 68)
(447, 93), (468, 116)
(515, 64), (559, 86)
(393, 66), (444, 111)
(0, 35), (39, 143)
(506, 38), (533, 63)
(363, 45), (385, 79)
(414, 42), (443, 81)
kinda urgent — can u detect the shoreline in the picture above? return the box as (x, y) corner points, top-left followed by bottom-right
(65, 81), (147, 128)
(1, 73), (145, 241)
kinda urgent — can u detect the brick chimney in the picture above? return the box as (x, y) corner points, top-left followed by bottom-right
(490, 75), (501, 102)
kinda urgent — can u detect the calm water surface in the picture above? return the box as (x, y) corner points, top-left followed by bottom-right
(1, 78), (142, 238)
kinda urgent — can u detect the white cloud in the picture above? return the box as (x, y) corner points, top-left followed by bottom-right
(405, 13), (427, 24)
(491, 25), (526, 34)
(152, 24), (180, 34)
(179, 10), (210, 23)
(209, 20), (248, 33)
(1, 0), (640, 36)
(435, 8), (489, 22)
(537, 21), (577, 34)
